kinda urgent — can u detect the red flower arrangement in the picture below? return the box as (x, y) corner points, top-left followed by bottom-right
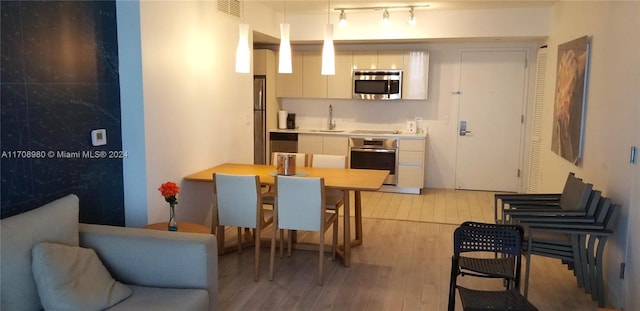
(158, 181), (180, 205)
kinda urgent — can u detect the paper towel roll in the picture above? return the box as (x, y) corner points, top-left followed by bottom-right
(278, 111), (288, 129)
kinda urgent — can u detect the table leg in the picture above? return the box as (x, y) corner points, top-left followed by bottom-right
(342, 189), (351, 266)
(354, 191), (363, 246)
(216, 226), (226, 255)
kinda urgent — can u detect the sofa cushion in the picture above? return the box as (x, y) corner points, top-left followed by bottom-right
(1, 194), (80, 311)
(106, 286), (209, 311)
(32, 242), (132, 311)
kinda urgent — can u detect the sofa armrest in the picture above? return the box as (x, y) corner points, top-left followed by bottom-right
(78, 224), (217, 310)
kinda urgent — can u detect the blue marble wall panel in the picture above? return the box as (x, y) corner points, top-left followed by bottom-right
(1, 0), (125, 226)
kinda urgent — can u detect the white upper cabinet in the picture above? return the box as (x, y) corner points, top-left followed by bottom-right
(377, 51), (404, 69)
(302, 51), (327, 98)
(352, 51), (378, 69)
(402, 50), (430, 100)
(353, 50), (403, 70)
(276, 50), (303, 98)
(327, 51), (353, 99)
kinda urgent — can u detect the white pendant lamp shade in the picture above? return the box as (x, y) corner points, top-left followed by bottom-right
(278, 23), (292, 74)
(235, 23), (250, 73)
(321, 24), (335, 75)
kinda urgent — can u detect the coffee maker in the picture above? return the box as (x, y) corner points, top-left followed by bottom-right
(286, 113), (296, 129)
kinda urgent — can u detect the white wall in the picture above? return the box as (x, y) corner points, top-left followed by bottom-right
(119, 1), (254, 227)
(538, 2), (640, 308)
(282, 41), (539, 189)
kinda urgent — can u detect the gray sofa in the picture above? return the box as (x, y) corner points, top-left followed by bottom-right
(1, 194), (218, 311)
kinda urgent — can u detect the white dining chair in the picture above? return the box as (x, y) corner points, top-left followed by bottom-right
(269, 175), (338, 285)
(213, 173), (273, 281)
(310, 154), (347, 213)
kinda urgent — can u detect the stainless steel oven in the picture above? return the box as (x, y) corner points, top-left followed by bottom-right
(349, 137), (398, 185)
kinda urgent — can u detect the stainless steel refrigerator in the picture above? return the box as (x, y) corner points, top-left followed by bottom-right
(253, 76), (267, 164)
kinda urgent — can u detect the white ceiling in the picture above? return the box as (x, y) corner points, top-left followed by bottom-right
(251, 0), (555, 44)
(257, 0), (555, 15)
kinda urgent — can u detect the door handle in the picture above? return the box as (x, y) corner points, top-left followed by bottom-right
(459, 121), (472, 136)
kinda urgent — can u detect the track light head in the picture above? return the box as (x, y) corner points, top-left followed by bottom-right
(408, 7), (416, 26)
(382, 9), (390, 26)
(339, 10), (347, 27)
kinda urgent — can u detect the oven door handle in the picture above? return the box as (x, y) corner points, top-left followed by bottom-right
(350, 148), (396, 153)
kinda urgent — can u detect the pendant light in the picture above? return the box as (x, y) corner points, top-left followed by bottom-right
(321, 0), (335, 75)
(235, 24), (250, 73)
(235, 0), (250, 73)
(278, 1), (292, 74)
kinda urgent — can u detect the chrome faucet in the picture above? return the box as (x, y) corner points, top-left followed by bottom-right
(328, 105), (336, 130)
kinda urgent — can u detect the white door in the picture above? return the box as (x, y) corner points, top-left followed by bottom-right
(455, 50), (527, 192)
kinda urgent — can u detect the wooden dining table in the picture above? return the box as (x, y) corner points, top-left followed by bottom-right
(184, 163), (389, 266)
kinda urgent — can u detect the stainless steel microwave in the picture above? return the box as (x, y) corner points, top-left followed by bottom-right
(352, 69), (403, 100)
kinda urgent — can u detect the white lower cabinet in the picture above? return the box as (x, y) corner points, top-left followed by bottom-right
(298, 134), (348, 157)
(298, 135), (323, 155)
(397, 139), (425, 189)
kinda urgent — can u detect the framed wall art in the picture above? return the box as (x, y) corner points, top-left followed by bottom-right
(551, 35), (591, 165)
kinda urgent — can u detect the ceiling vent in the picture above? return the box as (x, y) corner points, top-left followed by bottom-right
(218, 0), (240, 18)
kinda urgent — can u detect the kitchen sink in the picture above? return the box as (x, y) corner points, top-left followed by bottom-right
(309, 129), (345, 133)
(350, 129), (402, 135)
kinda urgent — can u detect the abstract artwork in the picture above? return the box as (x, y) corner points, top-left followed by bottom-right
(551, 36), (590, 165)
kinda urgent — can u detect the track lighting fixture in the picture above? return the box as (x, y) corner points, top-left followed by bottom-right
(334, 4), (429, 27)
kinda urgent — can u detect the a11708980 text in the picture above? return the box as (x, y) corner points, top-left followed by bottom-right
(1, 150), (128, 159)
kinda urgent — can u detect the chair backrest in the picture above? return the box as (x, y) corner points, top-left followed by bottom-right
(310, 154), (347, 169)
(461, 221), (525, 240)
(454, 222), (523, 257)
(213, 173), (261, 228)
(275, 175), (324, 232)
(271, 152), (307, 167)
(591, 196), (612, 225)
(584, 190), (602, 217)
(558, 173), (593, 211)
(603, 203), (620, 231)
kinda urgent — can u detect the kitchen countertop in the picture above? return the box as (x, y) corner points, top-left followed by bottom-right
(270, 128), (427, 139)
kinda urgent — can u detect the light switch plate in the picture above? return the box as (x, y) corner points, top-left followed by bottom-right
(91, 129), (107, 146)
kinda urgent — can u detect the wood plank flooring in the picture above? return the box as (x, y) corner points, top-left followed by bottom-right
(359, 189), (497, 224)
(217, 189), (600, 310)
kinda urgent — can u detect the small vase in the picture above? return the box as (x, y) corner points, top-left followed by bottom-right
(168, 203), (178, 231)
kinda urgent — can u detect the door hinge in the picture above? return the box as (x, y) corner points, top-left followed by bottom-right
(524, 57), (528, 68)
(620, 262), (626, 279)
(517, 169), (521, 178)
(521, 115), (524, 124)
